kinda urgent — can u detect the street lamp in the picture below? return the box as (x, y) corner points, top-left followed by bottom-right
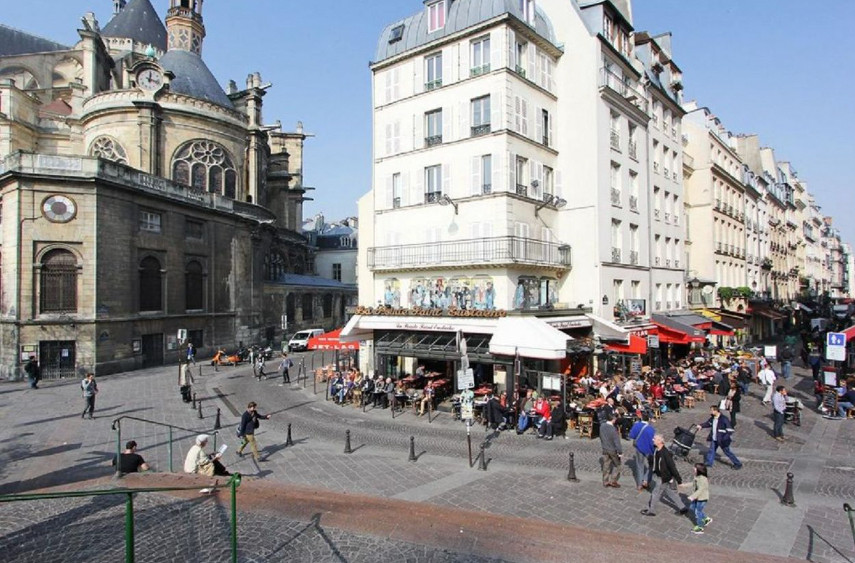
(438, 194), (458, 214)
(534, 193), (568, 217)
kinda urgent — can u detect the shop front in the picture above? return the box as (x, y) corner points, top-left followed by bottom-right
(650, 314), (706, 363)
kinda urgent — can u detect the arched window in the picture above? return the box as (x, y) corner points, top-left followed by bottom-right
(171, 140), (238, 198)
(185, 260), (203, 310)
(301, 294), (314, 321)
(139, 257), (162, 312)
(40, 249), (78, 313)
(322, 294), (333, 318)
(89, 136), (128, 165)
(264, 251), (286, 281)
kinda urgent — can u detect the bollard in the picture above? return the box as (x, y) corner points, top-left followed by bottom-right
(478, 442), (487, 471)
(344, 429), (352, 454)
(198, 399), (203, 419)
(408, 436), (416, 462)
(467, 424), (473, 467)
(781, 472), (796, 506)
(285, 423), (294, 447)
(567, 451), (579, 482)
(844, 503), (855, 552)
(191, 392), (197, 409)
(214, 408), (222, 430)
(198, 365), (202, 379)
(428, 399), (433, 424)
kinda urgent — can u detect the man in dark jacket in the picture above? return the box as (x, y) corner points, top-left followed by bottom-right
(599, 413), (622, 488)
(236, 402), (271, 462)
(641, 434), (689, 516)
(24, 356), (40, 389)
(700, 404), (742, 469)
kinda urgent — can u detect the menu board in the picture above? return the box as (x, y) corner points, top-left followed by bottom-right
(822, 389), (838, 415)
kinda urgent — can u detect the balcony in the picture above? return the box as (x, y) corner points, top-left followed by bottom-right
(470, 64), (491, 77)
(611, 247), (622, 263)
(672, 171), (678, 181)
(610, 188), (621, 206)
(665, 259), (671, 267)
(599, 67), (649, 113)
(664, 167), (670, 178)
(514, 65), (526, 78)
(424, 191), (443, 204)
(425, 135), (442, 147)
(481, 183), (492, 195)
(674, 214), (680, 225)
(655, 300), (662, 310)
(664, 212), (671, 223)
(368, 235), (572, 271)
(425, 79), (442, 91)
(716, 242), (723, 253)
(714, 199), (721, 211)
(674, 259), (680, 268)
(392, 197), (401, 209)
(610, 129), (620, 150)
(629, 195), (638, 212)
(666, 301), (673, 310)
(471, 124), (491, 137)
(515, 184), (528, 197)
(628, 141), (638, 160)
(630, 250), (639, 265)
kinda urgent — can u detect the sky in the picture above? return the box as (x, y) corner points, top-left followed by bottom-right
(3, 0), (853, 247)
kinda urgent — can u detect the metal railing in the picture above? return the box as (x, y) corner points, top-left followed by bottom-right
(425, 79), (442, 91)
(630, 250), (639, 265)
(515, 184), (528, 197)
(471, 124), (491, 137)
(368, 235), (572, 270)
(610, 187), (621, 206)
(470, 64), (491, 77)
(629, 195), (638, 211)
(0, 474), (242, 563)
(611, 247), (622, 263)
(610, 129), (620, 149)
(111, 416), (219, 476)
(425, 135), (442, 147)
(424, 191), (442, 204)
(628, 141), (637, 160)
(599, 67), (649, 112)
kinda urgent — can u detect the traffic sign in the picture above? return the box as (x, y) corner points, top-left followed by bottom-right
(826, 332), (846, 361)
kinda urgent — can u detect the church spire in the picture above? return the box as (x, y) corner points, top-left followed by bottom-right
(165, 0), (205, 55)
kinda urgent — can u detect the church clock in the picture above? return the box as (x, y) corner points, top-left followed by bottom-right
(42, 195), (77, 223)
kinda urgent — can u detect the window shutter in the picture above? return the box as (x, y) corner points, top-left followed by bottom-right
(414, 57), (424, 94)
(547, 58), (554, 91)
(508, 151), (516, 193)
(489, 31), (499, 70)
(555, 170), (563, 198)
(535, 162), (544, 199)
(471, 222), (481, 238)
(401, 172), (410, 206)
(529, 160), (537, 198)
(471, 156), (481, 196)
(514, 96), (521, 133)
(459, 100), (469, 139)
(535, 105), (543, 142)
(441, 49), (451, 85)
(527, 41), (536, 78)
(393, 120), (401, 153)
(548, 110), (554, 147)
(490, 91), (501, 131)
(507, 29), (515, 70)
(384, 72), (392, 104)
(442, 163), (451, 195)
(483, 222), (493, 238)
(385, 175), (393, 209)
(493, 151), (503, 193)
(392, 67), (400, 100)
(414, 167), (424, 203)
(413, 113), (423, 150)
(385, 123), (392, 156)
(521, 98), (529, 137)
(443, 105), (453, 141)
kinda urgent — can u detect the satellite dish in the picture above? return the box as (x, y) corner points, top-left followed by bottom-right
(702, 286), (714, 295)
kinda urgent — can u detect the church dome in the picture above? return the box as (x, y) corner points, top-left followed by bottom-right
(102, 0), (167, 51)
(158, 49), (233, 108)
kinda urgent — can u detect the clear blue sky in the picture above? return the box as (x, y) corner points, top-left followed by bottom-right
(4, 0), (853, 247)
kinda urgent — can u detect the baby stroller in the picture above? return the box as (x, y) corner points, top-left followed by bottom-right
(670, 424), (699, 461)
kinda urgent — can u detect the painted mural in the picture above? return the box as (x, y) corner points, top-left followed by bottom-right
(513, 277), (558, 310)
(408, 276), (496, 310)
(383, 278), (402, 307)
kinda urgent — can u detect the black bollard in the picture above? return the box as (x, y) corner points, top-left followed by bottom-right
(408, 436), (416, 462)
(214, 408), (221, 430)
(478, 442), (487, 471)
(285, 423), (294, 447)
(344, 429), (352, 454)
(567, 451), (579, 482)
(781, 472), (796, 506)
(467, 427), (473, 467)
(198, 365), (202, 379)
(197, 399), (203, 419)
(191, 392), (197, 409)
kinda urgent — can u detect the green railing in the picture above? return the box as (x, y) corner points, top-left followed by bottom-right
(111, 416), (218, 476)
(0, 473), (242, 563)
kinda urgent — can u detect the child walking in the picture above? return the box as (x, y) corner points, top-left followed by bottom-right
(687, 463), (711, 534)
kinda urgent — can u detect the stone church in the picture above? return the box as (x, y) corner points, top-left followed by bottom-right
(0, 0), (354, 378)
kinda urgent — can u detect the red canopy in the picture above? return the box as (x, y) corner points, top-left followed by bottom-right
(307, 328), (359, 351)
(843, 325), (855, 342)
(605, 334), (648, 355)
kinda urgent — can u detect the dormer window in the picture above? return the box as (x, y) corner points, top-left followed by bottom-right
(389, 24), (405, 44)
(519, 0), (536, 25)
(427, 0), (446, 33)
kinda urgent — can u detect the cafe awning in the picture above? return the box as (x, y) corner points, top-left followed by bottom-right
(605, 334), (648, 355)
(489, 316), (570, 359)
(651, 314), (706, 344)
(669, 313), (713, 330)
(842, 325), (855, 342)
(307, 328), (359, 350)
(585, 313), (630, 344)
(718, 309), (749, 329)
(709, 320), (735, 336)
(750, 305), (787, 320)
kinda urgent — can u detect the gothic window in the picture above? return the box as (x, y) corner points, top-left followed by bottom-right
(286, 294), (296, 324)
(264, 251), (287, 281)
(171, 140), (238, 198)
(89, 136), (128, 164)
(185, 260), (203, 310)
(301, 294), (314, 321)
(139, 256), (162, 312)
(39, 249), (77, 313)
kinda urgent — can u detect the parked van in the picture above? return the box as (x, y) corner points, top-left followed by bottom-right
(288, 329), (324, 352)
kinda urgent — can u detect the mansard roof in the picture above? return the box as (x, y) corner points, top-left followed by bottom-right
(102, 0), (167, 51)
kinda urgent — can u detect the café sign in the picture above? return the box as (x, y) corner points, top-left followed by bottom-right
(355, 305), (507, 319)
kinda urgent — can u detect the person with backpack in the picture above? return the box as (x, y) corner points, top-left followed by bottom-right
(236, 402), (272, 462)
(628, 412), (655, 491)
(81, 373), (98, 419)
(24, 356), (40, 389)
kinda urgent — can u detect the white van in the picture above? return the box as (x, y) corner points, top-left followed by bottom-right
(288, 328), (324, 352)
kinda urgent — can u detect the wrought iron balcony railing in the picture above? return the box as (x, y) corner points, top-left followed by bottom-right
(425, 135), (443, 147)
(630, 250), (639, 265)
(368, 235), (572, 271)
(515, 184), (528, 197)
(628, 141), (638, 160)
(424, 191), (442, 204)
(611, 247), (622, 263)
(471, 124), (491, 137)
(610, 187), (621, 206)
(600, 67), (649, 113)
(629, 196), (638, 212)
(610, 129), (620, 149)
(470, 64), (491, 77)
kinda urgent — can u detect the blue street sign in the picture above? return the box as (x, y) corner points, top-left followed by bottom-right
(827, 332), (846, 347)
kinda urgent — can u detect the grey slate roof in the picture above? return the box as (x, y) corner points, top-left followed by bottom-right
(101, 0), (167, 51)
(274, 274), (356, 289)
(158, 49), (233, 108)
(0, 24), (69, 57)
(375, 0), (557, 63)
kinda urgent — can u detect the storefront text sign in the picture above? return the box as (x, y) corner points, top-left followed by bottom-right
(356, 305), (507, 318)
(395, 322), (456, 332)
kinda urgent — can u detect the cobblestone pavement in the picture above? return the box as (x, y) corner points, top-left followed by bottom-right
(1, 357), (853, 562)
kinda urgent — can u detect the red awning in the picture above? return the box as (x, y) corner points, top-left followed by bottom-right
(843, 325), (855, 342)
(651, 317), (706, 344)
(307, 328), (359, 351)
(605, 334), (648, 355)
(709, 320), (735, 336)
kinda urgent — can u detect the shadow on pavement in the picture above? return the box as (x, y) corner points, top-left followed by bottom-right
(0, 449), (115, 495)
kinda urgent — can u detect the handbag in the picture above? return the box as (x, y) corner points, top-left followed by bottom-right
(719, 398), (729, 411)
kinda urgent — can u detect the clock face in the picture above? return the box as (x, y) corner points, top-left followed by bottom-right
(137, 68), (163, 91)
(42, 195), (77, 223)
